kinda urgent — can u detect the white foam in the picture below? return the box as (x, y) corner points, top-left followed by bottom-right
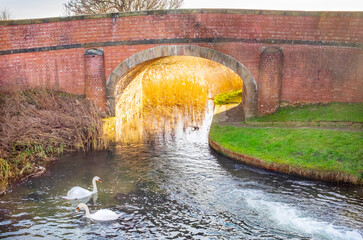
(246, 198), (363, 240)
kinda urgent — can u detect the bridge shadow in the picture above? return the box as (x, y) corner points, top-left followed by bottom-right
(212, 102), (245, 124)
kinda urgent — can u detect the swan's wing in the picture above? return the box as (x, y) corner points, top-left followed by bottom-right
(90, 209), (119, 221)
(64, 186), (92, 200)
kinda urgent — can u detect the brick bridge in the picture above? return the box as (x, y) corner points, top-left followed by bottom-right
(1, 9), (362, 118)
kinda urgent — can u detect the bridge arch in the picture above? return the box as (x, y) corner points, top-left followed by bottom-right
(106, 45), (258, 119)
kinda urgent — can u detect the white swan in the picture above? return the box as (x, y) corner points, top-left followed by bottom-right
(64, 176), (101, 200)
(76, 203), (121, 221)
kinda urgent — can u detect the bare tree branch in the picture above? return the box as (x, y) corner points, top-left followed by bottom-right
(63, 0), (184, 16)
(0, 8), (11, 20)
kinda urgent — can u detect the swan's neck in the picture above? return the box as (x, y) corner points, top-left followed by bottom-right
(83, 205), (91, 218)
(92, 178), (98, 193)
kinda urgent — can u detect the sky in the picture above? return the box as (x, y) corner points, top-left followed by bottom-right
(0, 0), (362, 20)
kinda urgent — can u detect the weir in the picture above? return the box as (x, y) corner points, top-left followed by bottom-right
(112, 55), (245, 142)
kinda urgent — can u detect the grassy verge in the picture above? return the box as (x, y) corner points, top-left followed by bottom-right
(0, 89), (107, 193)
(247, 102), (363, 122)
(214, 89), (242, 105)
(209, 125), (363, 181)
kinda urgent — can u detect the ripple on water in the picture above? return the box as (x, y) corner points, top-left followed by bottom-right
(0, 125), (362, 239)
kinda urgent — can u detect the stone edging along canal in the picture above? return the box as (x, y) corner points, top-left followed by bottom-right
(208, 139), (363, 185)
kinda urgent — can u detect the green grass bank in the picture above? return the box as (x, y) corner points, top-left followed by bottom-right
(209, 102), (363, 184)
(214, 89), (242, 105)
(248, 102), (363, 122)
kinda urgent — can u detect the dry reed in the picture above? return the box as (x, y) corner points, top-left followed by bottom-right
(0, 88), (107, 193)
(115, 56), (243, 142)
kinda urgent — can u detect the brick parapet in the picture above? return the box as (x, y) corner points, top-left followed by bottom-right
(1, 10), (362, 53)
(1, 9), (362, 26)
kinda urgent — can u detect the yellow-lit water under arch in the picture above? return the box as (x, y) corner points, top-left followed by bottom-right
(105, 46), (257, 142)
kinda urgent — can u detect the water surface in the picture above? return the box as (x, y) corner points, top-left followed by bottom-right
(0, 113), (362, 239)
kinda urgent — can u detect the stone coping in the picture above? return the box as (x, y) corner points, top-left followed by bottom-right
(209, 139), (362, 185)
(1, 8), (363, 26)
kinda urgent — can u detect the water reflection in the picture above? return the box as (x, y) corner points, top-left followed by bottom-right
(66, 194), (98, 207)
(0, 124), (362, 239)
(117, 101), (214, 143)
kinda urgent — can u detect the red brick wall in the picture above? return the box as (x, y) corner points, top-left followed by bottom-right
(1, 9), (362, 112)
(281, 46), (363, 103)
(0, 49), (85, 94)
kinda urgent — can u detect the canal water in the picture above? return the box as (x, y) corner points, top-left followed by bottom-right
(1, 108), (362, 239)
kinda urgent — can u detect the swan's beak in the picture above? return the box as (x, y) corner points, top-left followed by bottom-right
(76, 207), (80, 212)
(98, 179), (102, 183)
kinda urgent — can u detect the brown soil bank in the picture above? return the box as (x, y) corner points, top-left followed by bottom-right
(0, 89), (107, 194)
(209, 140), (363, 185)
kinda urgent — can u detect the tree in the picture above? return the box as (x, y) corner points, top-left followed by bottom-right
(0, 8), (11, 20)
(63, 0), (184, 16)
